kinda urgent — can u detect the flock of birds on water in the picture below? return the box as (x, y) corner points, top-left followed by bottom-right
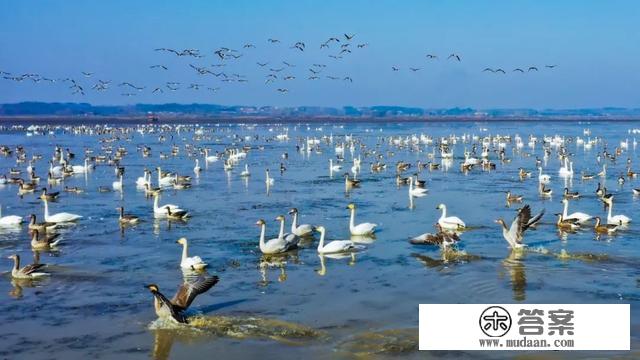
(1, 123), (638, 324)
(0, 34), (558, 98)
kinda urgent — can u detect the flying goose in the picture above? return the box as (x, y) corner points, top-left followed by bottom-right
(145, 275), (219, 323)
(495, 205), (544, 249)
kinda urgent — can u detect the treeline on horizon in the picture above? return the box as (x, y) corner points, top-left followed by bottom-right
(1, 102), (639, 118)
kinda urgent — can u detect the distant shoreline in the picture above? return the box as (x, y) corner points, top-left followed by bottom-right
(1, 115), (640, 124)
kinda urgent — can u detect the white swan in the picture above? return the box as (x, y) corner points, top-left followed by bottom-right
(176, 237), (207, 270)
(152, 194), (182, 217)
(156, 167), (174, 187)
(409, 177), (428, 197)
(538, 167), (551, 184)
(72, 158), (91, 174)
(0, 205), (23, 226)
(112, 174), (123, 191)
(256, 219), (297, 254)
(329, 159), (342, 172)
(265, 169), (274, 186)
(558, 159), (574, 177)
(204, 149), (218, 162)
(316, 226), (362, 254)
(275, 215), (300, 244)
(240, 164), (251, 177)
(43, 199), (82, 223)
(136, 170), (150, 187)
(561, 198), (591, 224)
(193, 159), (201, 174)
(347, 203), (377, 235)
(288, 208), (315, 237)
(605, 196), (631, 225)
(436, 203), (466, 230)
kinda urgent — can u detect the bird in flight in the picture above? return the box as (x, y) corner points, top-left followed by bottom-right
(426, 54), (438, 59)
(119, 82), (145, 91)
(291, 41), (305, 51)
(528, 66), (538, 72)
(344, 33), (355, 40)
(82, 71), (94, 77)
(256, 62), (268, 67)
(357, 43), (368, 48)
(145, 275), (219, 323)
(277, 88), (288, 93)
(150, 65), (168, 70)
(343, 76), (353, 82)
(268, 38), (280, 43)
(482, 68), (495, 73)
(495, 68), (506, 74)
(545, 64), (557, 69)
(283, 61), (295, 67)
(392, 66), (400, 71)
(409, 67), (421, 72)
(513, 68), (524, 73)
(243, 43), (255, 48)
(447, 53), (461, 61)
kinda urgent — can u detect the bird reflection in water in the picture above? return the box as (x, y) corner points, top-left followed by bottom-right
(316, 252), (357, 276)
(258, 252), (300, 285)
(501, 250), (527, 301)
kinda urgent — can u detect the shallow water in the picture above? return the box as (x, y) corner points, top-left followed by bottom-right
(1, 120), (640, 359)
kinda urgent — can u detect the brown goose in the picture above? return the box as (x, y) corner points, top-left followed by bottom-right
(145, 275), (219, 323)
(165, 206), (189, 220)
(30, 229), (62, 249)
(495, 205), (544, 249)
(506, 191), (523, 203)
(409, 223), (460, 248)
(7, 254), (48, 279)
(594, 216), (618, 235)
(117, 207), (140, 225)
(555, 213), (580, 231)
(28, 214), (58, 232)
(40, 188), (60, 201)
(563, 188), (580, 200)
(344, 173), (361, 188)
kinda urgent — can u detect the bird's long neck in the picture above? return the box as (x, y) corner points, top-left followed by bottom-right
(153, 195), (159, 210)
(607, 202), (613, 219)
(259, 224), (266, 248)
(349, 209), (355, 229)
(317, 229), (325, 251)
(181, 242), (188, 261)
(43, 200), (49, 219)
(440, 206), (447, 220)
(119, 207), (124, 219)
(157, 169), (162, 184)
(278, 219), (285, 239)
(291, 213), (298, 231)
(13, 256), (19, 271)
(562, 201), (568, 218)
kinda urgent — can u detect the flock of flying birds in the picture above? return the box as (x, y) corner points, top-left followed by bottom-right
(1, 34), (557, 98)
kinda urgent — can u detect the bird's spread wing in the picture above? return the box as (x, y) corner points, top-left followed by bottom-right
(509, 205), (531, 243)
(171, 275), (219, 311)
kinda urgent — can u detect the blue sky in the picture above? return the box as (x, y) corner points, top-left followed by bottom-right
(1, 0), (639, 108)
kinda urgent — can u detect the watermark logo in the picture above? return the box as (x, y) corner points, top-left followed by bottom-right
(419, 304), (629, 351)
(479, 306), (511, 337)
